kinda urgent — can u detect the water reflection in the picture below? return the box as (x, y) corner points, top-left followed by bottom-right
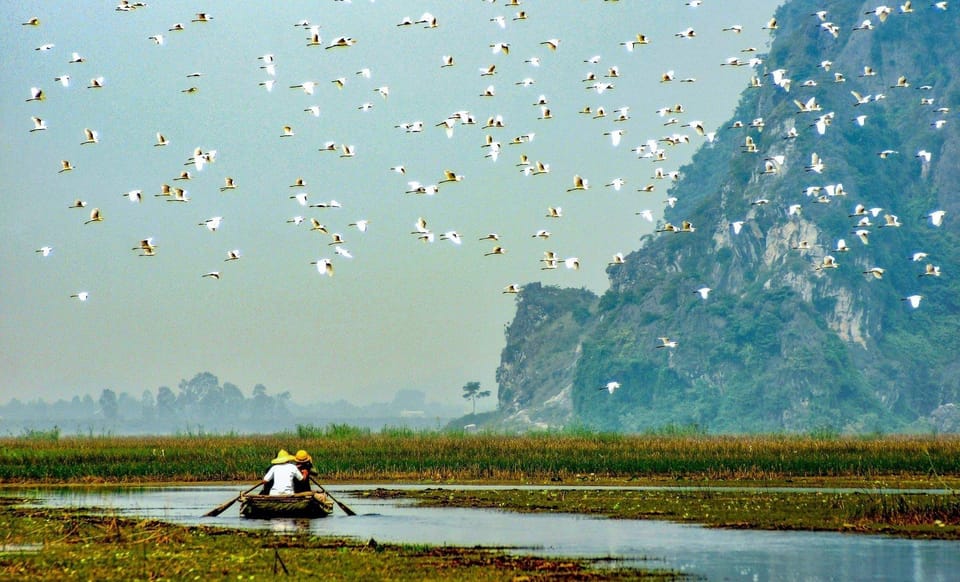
(10, 485), (959, 581)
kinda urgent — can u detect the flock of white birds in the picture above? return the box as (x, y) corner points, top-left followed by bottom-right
(6, 0), (951, 404)
(16, 2), (782, 305)
(715, 2), (950, 315)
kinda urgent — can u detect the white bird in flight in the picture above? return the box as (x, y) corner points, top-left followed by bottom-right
(81, 128), (99, 145)
(656, 337), (678, 349)
(326, 36), (357, 50)
(199, 216), (222, 232)
(440, 231), (463, 245)
(349, 220), (369, 233)
(605, 178), (626, 191)
(290, 81), (317, 95)
(84, 208), (103, 224)
(133, 238), (157, 257)
(309, 219), (327, 234)
(901, 295), (922, 309)
(600, 381), (621, 394)
(920, 264), (941, 278)
(311, 258), (334, 276)
(567, 174), (589, 192)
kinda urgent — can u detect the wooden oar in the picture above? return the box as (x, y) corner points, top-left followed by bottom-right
(310, 477), (357, 516)
(203, 482), (262, 517)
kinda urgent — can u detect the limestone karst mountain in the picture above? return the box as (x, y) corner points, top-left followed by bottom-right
(491, 0), (960, 433)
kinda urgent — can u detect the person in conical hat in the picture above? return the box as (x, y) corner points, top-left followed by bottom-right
(260, 449), (304, 495)
(271, 449), (295, 464)
(259, 449), (293, 493)
(292, 449), (317, 493)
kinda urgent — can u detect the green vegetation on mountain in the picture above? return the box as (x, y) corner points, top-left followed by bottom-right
(493, 0), (960, 433)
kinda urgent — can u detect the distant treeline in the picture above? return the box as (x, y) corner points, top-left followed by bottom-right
(0, 372), (293, 435)
(1, 374), (464, 436)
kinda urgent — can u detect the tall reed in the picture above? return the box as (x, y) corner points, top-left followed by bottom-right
(1, 430), (958, 483)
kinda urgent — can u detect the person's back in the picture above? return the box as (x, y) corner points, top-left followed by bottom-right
(260, 450), (305, 495)
(263, 462), (303, 495)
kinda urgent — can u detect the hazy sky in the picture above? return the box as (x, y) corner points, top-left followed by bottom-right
(1, 1), (780, 411)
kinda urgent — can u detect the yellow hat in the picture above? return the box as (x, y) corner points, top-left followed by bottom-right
(294, 450), (312, 463)
(270, 449), (294, 464)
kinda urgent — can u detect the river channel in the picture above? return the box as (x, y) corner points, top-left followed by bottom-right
(11, 484), (959, 581)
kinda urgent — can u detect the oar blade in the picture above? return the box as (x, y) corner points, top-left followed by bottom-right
(311, 476), (357, 516)
(203, 495), (239, 517)
(335, 498), (357, 516)
(203, 483), (262, 517)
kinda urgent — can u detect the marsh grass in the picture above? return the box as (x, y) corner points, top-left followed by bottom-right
(379, 487), (960, 540)
(0, 503), (668, 581)
(18, 427), (61, 442)
(850, 492), (960, 525)
(1, 429), (958, 484)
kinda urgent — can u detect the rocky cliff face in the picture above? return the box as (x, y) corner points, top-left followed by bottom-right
(491, 0), (960, 433)
(493, 283), (596, 431)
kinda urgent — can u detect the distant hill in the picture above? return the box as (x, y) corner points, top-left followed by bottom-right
(488, 0), (960, 433)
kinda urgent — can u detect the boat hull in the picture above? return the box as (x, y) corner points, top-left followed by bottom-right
(239, 492), (335, 519)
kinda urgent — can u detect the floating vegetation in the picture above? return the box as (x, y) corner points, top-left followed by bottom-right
(368, 487), (960, 540)
(0, 503), (672, 580)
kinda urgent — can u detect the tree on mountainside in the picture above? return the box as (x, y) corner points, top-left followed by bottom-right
(462, 381), (491, 416)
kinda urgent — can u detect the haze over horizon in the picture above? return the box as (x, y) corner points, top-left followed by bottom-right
(1, 1), (779, 410)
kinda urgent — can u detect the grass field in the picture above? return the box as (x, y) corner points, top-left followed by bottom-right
(1, 428), (957, 579)
(2, 427), (959, 484)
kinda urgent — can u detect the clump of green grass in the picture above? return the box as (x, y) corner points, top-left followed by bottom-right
(644, 423), (707, 437)
(296, 423), (371, 439)
(19, 427), (60, 442)
(850, 493), (960, 526)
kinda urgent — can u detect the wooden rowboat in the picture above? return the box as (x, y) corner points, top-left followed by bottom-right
(239, 491), (335, 519)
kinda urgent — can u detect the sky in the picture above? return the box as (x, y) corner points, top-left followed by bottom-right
(0, 0), (781, 411)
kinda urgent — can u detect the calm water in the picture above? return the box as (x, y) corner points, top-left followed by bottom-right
(11, 484), (959, 581)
